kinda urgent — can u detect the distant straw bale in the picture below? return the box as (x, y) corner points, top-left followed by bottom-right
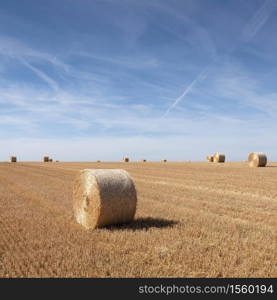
(248, 152), (267, 167)
(10, 156), (17, 163)
(162, 159), (167, 162)
(43, 156), (49, 162)
(142, 159), (147, 162)
(73, 169), (137, 229)
(123, 157), (129, 162)
(206, 155), (214, 162)
(213, 152), (225, 163)
(49, 158), (53, 162)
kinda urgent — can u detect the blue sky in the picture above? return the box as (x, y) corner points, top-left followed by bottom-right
(0, 0), (277, 161)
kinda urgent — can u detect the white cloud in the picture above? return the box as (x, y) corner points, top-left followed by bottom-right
(212, 69), (277, 117)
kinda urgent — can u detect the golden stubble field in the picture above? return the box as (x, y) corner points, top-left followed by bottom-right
(0, 161), (276, 277)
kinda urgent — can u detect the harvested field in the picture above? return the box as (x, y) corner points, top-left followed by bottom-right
(0, 161), (276, 278)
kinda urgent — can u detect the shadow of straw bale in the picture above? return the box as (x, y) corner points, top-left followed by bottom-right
(105, 217), (178, 231)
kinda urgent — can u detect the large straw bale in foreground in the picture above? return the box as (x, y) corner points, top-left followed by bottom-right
(10, 156), (17, 163)
(248, 152), (267, 167)
(73, 169), (137, 229)
(213, 152), (225, 163)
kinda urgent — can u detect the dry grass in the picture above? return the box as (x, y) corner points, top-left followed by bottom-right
(0, 161), (276, 278)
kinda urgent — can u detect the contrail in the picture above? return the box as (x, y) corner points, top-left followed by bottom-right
(19, 58), (59, 91)
(242, 0), (277, 41)
(161, 66), (209, 118)
(161, 0), (277, 118)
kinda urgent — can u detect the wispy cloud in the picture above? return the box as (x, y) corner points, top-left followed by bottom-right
(0, 35), (69, 71)
(212, 71), (277, 117)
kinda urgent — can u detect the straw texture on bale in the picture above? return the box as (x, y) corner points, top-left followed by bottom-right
(206, 155), (214, 162)
(73, 169), (137, 229)
(248, 152), (267, 167)
(10, 156), (17, 163)
(213, 152), (225, 163)
(123, 157), (129, 162)
(43, 156), (49, 162)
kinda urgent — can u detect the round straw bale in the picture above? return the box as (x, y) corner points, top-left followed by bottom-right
(213, 152), (225, 163)
(73, 169), (137, 229)
(10, 156), (17, 163)
(123, 157), (129, 162)
(206, 155), (214, 162)
(248, 152), (267, 167)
